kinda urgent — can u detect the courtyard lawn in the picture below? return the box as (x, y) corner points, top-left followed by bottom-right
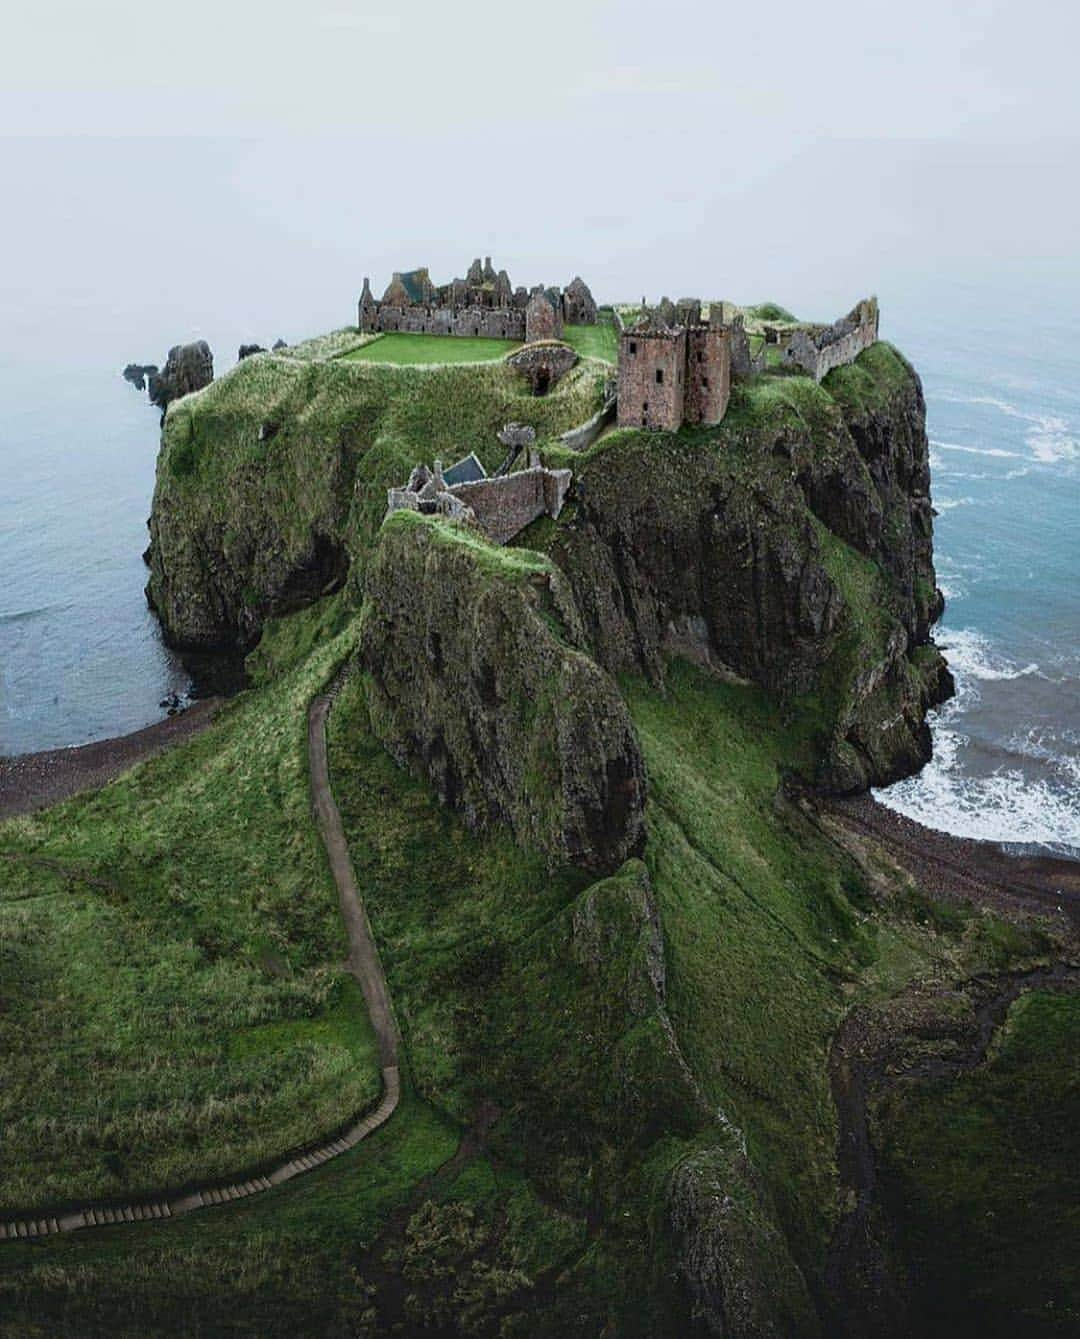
(562, 317), (619, 362)
(340, 333), (520, 365)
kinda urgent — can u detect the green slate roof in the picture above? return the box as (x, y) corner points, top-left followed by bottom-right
(398, 270), (429, 304)
(443, 453), (487, 487)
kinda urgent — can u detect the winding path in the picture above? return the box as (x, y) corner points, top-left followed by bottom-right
(0, 664), (400, 1242)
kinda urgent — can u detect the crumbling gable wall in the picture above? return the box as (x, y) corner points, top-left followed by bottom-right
(451, 465), (572, 545)
(525, 289), (563, 343)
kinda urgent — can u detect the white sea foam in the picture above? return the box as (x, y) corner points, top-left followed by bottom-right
(929, 438), (1020, 459)
(933, 395), (1078, 465)
(877, 626), (1079, 852)
(879, 751), (1080, 851)
(938, 626), (1041, 683)
(935, 496), (974, 511)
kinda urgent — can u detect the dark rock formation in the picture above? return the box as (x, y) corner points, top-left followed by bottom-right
(360, 513), (647, 874)
(146, 341), (214, 417)
(122, 362), (158, 391)
(666, 1142), (819, 1337)
(272, 338), (287, 350)
(238, 343), (266, 360)
(545, 346), (951, 790)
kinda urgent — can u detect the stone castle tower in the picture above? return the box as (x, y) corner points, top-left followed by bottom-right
(617, 308), (731, 431)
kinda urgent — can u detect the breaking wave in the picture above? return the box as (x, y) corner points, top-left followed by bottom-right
(876, 628), (1080, 855)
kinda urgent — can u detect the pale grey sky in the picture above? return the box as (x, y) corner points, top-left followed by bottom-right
(2, 0), (1077, 352)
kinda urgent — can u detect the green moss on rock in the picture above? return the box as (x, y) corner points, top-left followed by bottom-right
(359, 514), (646, 873)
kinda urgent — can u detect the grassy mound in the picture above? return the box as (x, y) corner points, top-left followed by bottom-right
(0, 635), (380, 1208)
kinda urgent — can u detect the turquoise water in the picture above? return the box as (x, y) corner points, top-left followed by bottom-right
(877, 285), (1080, 856)
(1, 273), (1076, 853)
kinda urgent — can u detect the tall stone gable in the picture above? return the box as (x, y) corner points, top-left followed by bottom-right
(616, 327), (687, 431)
(683, 324), (731, 426)
(525, 289), (562, 343)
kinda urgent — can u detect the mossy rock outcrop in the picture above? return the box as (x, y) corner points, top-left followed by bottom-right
(360, 512), (647, 874)
(145, 351), (608, 653)
(535, 343), (952, 790)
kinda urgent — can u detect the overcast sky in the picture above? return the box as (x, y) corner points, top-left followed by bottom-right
(2, 0), (1077, 355)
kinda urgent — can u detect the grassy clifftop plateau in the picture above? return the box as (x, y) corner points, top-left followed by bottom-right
(147, 332), (949, 792)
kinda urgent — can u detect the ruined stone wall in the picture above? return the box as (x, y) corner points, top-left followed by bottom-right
(781, 298), (880, 382)
(616, 330), (686, 430)
(683, 327), (731, 425)
(525, 295), (562, 343)
(811, 321), (877, 380)
(451, 466), (571, 545)
(362, 304), (527, 340)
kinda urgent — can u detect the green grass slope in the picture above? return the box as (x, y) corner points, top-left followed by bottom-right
(0, 637), (380, 1209)
(0, 603), (1068, 1335)
(147, 350), (610, 650)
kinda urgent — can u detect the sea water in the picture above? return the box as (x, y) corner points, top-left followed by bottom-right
(877, 285), (1080, 857)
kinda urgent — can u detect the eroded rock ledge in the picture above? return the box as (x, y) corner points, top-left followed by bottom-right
(359, 512), (646, 874)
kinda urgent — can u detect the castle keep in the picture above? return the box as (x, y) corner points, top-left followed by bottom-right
(617, 307), (732, 432)
(359, 258), (596, 345)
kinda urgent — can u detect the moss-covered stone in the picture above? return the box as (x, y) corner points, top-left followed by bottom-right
(532, 344), (951, 790)
(359, 513), (646, 873)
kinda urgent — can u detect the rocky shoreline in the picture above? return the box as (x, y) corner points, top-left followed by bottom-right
(0, 700), (221, 821)
(823, 790), (1080, 929)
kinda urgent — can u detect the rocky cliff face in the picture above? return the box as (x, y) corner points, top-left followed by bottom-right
(146, 337), (948, 794)
(144, 354), (608, 655)
(542, 344), (951, 790)
(360, 513), (647, 873)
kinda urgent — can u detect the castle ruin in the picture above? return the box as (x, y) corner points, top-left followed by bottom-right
(615, 296), (881, 430)
(781, 297), (879, 382)
(386, 425), (572, 546)
(359, 258), (597, 345)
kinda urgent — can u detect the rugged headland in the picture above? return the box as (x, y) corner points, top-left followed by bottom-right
(2, 314), (1077, 1339)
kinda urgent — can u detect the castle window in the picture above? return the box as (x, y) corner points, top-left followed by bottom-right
(703, 377), (709, 388)
(655, 368), (664, 385)
(698, 351), (703, 362)
(629, 341), (637, 355)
